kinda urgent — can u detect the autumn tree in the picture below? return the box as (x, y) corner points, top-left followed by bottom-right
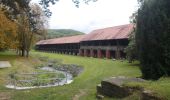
(0, 9), (18, 51)
(0, 0), (96, 57)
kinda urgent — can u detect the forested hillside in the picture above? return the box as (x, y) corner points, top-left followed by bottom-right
(47, 29), (85, 39)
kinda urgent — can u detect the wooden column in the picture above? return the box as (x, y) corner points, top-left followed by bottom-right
(84, 49), (88, 57)
(116, 40), (120, 59)
(115, 49), (120, 59)
(106, 50), (111, 59)
(90, 49), (94, 57)
(97, 49), (102, 58)
(79, 49), (84, 56)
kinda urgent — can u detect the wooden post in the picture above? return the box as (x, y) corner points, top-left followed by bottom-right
(97, 49), (102, 58)
(90, 49), (94, 57)
(106, 50), (111, 59)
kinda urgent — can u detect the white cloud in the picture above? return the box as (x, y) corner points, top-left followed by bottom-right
(31, 0), (138, 33)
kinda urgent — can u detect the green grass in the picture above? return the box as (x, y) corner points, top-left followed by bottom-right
(12, 51), (141, 100)
(126, 77), (170, 99)
(0, 51), (170, 100)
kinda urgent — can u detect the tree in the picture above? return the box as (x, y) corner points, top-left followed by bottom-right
(124, 30), (137, 63)
(136, 0), (170, 79)
(0, 0), (30, 20)
(0, 0), (96, 57)
(1, 0), (97, 18)
(30, 3), (49, 41)
(16, 3), (48, 57)
(0, 9), (18, 51)
(17, 12), (32, 57)
(125, 12), (138, 63)
(0, 1), (49, 57)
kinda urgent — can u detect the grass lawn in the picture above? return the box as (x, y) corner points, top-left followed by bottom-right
(0, 51), (170, 100)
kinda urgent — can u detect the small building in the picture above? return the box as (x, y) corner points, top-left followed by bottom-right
(35, 24), (134, 59)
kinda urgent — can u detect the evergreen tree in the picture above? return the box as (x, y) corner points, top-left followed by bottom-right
(125, 12), (138, 63)
(125, 30), (138, 63)
(136, 0), (170, 79)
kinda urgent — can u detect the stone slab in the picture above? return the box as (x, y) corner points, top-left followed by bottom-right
(0, 61), (11, 68)
(103, 76), (145, 86)
(97, 76), (145, 98)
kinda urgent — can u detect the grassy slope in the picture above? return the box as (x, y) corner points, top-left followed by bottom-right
(0, 51), (169, 100)
(47, 29), (85, 39)
(12, 52), (141, 100)
(0, 52), (42, 89)
(126, 77), (170, 99)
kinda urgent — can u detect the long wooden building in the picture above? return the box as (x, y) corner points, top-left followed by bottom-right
(36, 24), (134, 59)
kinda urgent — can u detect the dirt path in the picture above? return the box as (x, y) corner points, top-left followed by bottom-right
(73, 89), (87, 100)
(0, 92), (11, 100)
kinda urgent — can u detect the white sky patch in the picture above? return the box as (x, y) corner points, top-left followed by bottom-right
(31, 0), (138, 33)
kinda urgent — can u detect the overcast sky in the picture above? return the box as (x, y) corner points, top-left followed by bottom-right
(31, 0), (138, 33)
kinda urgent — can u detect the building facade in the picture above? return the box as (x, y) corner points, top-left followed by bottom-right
(36, 24), (134, 59)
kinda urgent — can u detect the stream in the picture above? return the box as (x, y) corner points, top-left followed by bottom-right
(6, 66), (73, 90)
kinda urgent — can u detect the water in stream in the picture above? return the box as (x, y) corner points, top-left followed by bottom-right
(6, 66), (73, 90)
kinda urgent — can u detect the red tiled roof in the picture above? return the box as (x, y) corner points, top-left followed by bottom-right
(36, 35), (85, 45)
(36, 24), (134, 45)
(82, 24), (134, 41)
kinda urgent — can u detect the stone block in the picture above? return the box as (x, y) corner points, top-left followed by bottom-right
(97, 76), (145, 98)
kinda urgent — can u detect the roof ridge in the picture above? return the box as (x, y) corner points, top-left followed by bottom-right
(91, 23), (133, 32)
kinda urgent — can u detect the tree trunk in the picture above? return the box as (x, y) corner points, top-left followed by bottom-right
(21, 49), (25, 57)
(26, 50), (29, 58)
